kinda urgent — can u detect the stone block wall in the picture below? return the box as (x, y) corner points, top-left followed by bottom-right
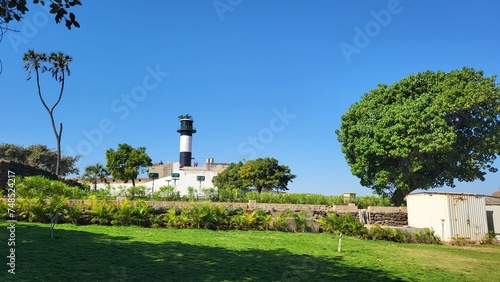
(365, 206), (408, 226)
(63, 200), (409, 227)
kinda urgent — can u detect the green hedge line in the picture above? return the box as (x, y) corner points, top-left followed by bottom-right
(4, 175), (394, 208)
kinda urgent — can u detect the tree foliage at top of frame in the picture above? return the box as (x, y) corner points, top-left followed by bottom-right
(1, 0), (82, 29)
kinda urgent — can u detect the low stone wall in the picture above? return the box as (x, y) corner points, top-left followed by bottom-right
(365, 206), (408, 226)
(64, 200), (409, 226)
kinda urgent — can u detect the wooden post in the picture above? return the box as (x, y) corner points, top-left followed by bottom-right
(338, 233), (342, 252)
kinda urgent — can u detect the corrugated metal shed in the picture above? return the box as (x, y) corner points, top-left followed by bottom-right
(407, 192), (488, 241)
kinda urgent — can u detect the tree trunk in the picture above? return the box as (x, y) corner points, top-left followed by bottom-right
(132, 178), (136, 187)
(56, 122), (62, 176)
(391, 188), (407, 206)
(35, 66), (64, 176)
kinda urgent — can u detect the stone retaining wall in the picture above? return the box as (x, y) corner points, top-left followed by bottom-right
(64, 199), (409, 226)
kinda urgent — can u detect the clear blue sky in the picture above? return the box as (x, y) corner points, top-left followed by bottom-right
(1, 1), (499, 196)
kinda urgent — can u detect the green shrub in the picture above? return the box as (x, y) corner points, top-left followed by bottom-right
(108, 199), (152, 227)
(153, 185), (179, 201)
(318, 212), (367, 237)
(89, 197), (116, 225)
(293, 211), (310, 233)
(133, 200), (152, 227)
(64, 205), (83, 225)
(366, 226), (441, 244)
(272, 209), (294, 232)
(202, 188), (218, 201)
(128, 186), (147, 199)
(367, 225), (386, 240)
(254, 209), (271, 231)
(186, 202), (228, 229)
(355, 195), (392, 209)
(18, 198), (47, 223)
(0, 200), (8, 220)
(150, 214), (163, 228)
(230, 213), (253, 230)
(87, 185), (113, 200)
(16, 175), (82, 199)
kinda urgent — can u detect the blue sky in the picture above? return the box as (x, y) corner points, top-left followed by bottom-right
(1, 1), (499, 196)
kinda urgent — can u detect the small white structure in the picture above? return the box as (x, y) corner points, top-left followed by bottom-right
(407, 192), (488, 242)
(485, 195), (500, 235)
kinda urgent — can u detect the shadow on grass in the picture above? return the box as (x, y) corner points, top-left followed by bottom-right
(1, 223), (405, 282)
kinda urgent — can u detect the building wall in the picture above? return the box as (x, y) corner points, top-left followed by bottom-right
(93, 161), (225, 196)
(148, 162), (173, 178)
(486, 205), (500, 235)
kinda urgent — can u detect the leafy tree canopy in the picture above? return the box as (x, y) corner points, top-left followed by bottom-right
(213, 158), (296, 193)
(336, 67), (500, 205)
(0, 143), (80, 175)
(1, 0), (81, 29)
(105, 143), (152, 187)
(212, 161), (245, 191)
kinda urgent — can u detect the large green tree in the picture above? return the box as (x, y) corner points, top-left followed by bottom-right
(214, 157), (296, 193)
(239, 158), (296, 193)
(336, 67), (500, 206)
(23, 50), (73, 176)
(105, 143), (152, 187)
(0, 143), (80, 175)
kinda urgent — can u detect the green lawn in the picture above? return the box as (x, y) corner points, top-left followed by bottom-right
(0, 222), (499, 281)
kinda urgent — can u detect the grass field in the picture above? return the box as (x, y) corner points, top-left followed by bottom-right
(0, 222), (499, 281)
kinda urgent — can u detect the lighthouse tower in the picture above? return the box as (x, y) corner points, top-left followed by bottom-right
(177, 116), (196, 167)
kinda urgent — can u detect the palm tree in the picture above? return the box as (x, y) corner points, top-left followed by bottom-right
(23, 50), (72, 176)
(82, 163), (109, 191)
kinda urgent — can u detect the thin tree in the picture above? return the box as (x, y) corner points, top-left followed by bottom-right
(82, 163), (109, 191)
(23, 50), (72, 176)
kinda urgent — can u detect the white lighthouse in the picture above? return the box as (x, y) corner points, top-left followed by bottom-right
(177, 115), (196, 167)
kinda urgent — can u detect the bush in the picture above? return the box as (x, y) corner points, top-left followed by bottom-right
(318, 212), (367, 237)
(355, 195), (392, 209)
(87, 185), (113, 200)
(89, 196), (116, 225)
(272, 209), (294, 232)
(293, 211), (310, 233)
(366, 225), (441, 244)
(186, 202), (228, 230)
(153, 185), (180, 201)
(63, 205), (83, 225)
(18, 198), (47, 222)
(150, 214), (163, 228)
(16, 175), (83, 199)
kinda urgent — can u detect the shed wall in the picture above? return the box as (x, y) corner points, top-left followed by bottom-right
(407, 193), (488, 241)
(486, 205), (500, 235)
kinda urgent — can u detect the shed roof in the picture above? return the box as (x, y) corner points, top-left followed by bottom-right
(408, 192), (500, 205)
(484, 195), (500, 205)
(409, 192), (481, 197)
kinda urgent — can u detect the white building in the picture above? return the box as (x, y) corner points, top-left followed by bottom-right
(93, 159), (230, 197)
